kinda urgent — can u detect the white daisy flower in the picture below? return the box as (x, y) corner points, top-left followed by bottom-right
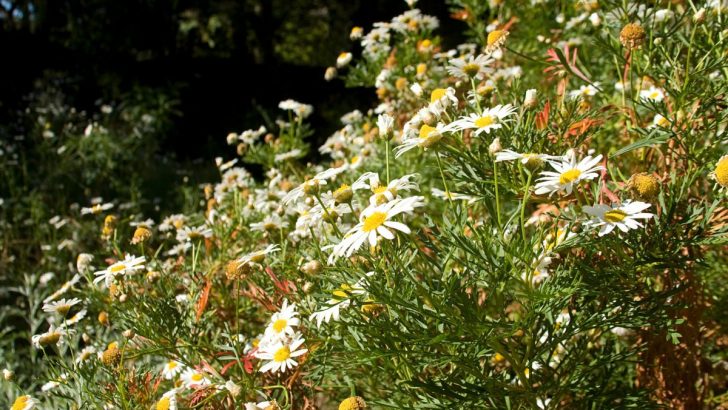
(640, 86), (665, 102)
(154, 390), (177, 410)
(495, 150), (558, 166)
(180, 368), (211, 389)
(394, 123), (448, 157)
(93, 254), (146, 286)
(63, 309), (87, 326)
(31, 325), (72, 348)
(534, 151), (604, 196)
(278, 99), (313, 119)
(351, 172), (419, 205)
(43, 274), (81, 303)
(264, 300), (301, 341)
(582, 201), (653, 236)
(431, 187), (475, 203)
(377, 114), (395, 138)
(42, 298), (81, 315)
(568, 83), (600, 99)
(255, 335), (308, 374)
(76, 346), (96, 364)
(245, 401), (275, 410)
(330, 196), (424, 261)
(162, 360), (185, 380)
(309, 272), (374, 327)
(282, 167), (344, 205)
(336, 52), (353, 68)
(448, 104), (518, 136)
(10, 395), (37, 410)
(175, 225), (213, 242)
(80, 202), (114, 215)
(447, 54), (494, 80)
(427, 88), (458, 117)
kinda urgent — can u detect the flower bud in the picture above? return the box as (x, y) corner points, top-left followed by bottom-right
(3, 368), (14, 381)
(333, 184), (353, 204)
(524, 89), (538, 108)
(301, 260), (323, 275)
(325, 66), (337, 81)
(488, 138), (502, 155)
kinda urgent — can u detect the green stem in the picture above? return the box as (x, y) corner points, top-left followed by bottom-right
(520, 171), (533, 242)
(434, 151), (453, 208)
(493, 156), (502, 228)
(385, 139), (391, 184)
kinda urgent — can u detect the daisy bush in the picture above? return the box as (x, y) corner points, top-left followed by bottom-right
(4, 0), (728, 409)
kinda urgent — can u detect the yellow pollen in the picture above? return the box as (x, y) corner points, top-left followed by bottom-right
(419, 124), (436, 139)
(110, 264), (127, 273)
(362, 211), (387, 232)
(430, 88), (446, 103)
(559, 169), (582, 185)
(156, 397), (171, 410)
(272, 319), (288, 333)
(487, 30), (506, 47)
(714, 157), (728, 187)
(474, 115), (495, 128)
(274, 346), (291, 362)
(604, 209), (628, 223)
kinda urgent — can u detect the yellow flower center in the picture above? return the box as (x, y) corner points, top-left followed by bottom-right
(191, 373), (203, 382)
(338, 52), (349, 59)
(110, 264), (127, 273)
(649, 91), (660, 99)
(487, 30), (506, 47)
(167, 361), (178, 370)
(604, 209), (628, 223)
(11, 396), (29, 410)
(419, 124), (436, 139)
(420, 39), (432, 49)
(274, 346), (291, 362)
(474, 115), (495, 128)
(350, 155), (360, 165)
(373, 186), (388, 194)
(173, 219), (184, 229)
(416, 63), (427, 75)
(272, 319), (288, 333)
(430, 88), (446, 103)
(363, 211), (387, 232)
(463, 63), (481, 77)
(56, 304), (72, 315)
(559, 169), (582, 185)
(715, 157), (728, 187)
(156, 397), (171, 410)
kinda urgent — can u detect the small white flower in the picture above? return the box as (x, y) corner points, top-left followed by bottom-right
(447, 54), (494, 80)
(93, 255), (146, 286)
(330, 196), (424, 261)
(568, 84), (600, 99)
(42, 298), (82, 315)
(640, 86), (665, 102)
(583, 201), (653, 236)
(256, 335), (308, 374)
(80, 202), (113, 215)
(534, 151), (604, 196)
(448, 104), (518, 136)
(180, 368), (211, 388)
(264, 300), (301, 342)
(162, 360), (185, 380)
(377, 114), (395, 138)
(154, 390), (178, 410)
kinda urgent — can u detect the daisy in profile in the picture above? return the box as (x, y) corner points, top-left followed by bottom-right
(534, 151), (604, 196)
(93, 254), (146, 286)
(80, 202), (113, 215)
(394, 123), (448, 157)
(256, 334), (308, 374)
(427, 88), (458, 117)
(63, 309), (87, 326)
(282, 167), (343, 205)
(42, 298), (81, 315)
(31, 325), (71, 348)
(76, 346), (96, 364)
(331, 196), (424, 261)
(495, 150), (557, 168)
(309, 272), (374, 327)
(180, 368), (211, 389)
(264, 300), (301, 341)
(448, 104), (518, 136)
(162, 360), (185, 380)
(352, 172), (419, 205)
(10, 395), (37, 410)
(431, 188), (475, 203)
(175, 225), (213, 242)
(640, 86), (665, 102)
(582, 201), (653, 236)
(336, 52), (353, 68)
(43, 274), (81, 303)
(568, 84), (600, 100)
(447, 54), (494, 80)
(154, 389), (177, 410)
